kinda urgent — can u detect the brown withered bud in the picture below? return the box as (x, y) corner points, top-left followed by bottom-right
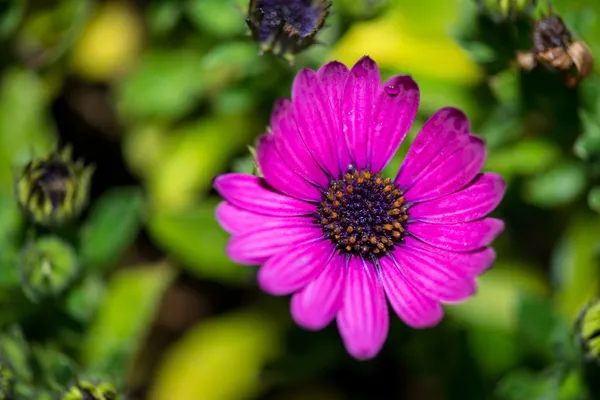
(517, 13), (594, 87)
(565, 40), (594, 87)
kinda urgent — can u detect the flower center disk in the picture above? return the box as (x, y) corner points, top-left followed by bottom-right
(316, 168), (408, 258)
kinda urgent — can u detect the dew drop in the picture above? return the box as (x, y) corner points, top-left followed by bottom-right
(384, 84), (401, 97)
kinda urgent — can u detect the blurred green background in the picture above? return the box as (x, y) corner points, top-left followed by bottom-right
(1, 0), (600, 399)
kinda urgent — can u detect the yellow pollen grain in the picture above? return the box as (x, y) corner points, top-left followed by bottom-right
(346, 185), (353, 193)
(381, 237), (388, 244)
(375, 178), (383, 185)
(392, 231), (401, 239)
(336, 191), (343, 199)
(369, 236), (377, 244)
(331, 212), (338, 219)
(334, 234), (341, 240)
(327, 193), (335, 201)
(346, 245), (352, 252)
(384, 185), (392, 192)
(393, 201), (401, 208)
(383, 224), (393, 231)
(346, 226), (354, 233)
(357, 177), (364, 184)
(377, 243), (384, 249)
(384, 178), (391, 184)
(349, 236), (356, 244)
(399, 196), (405, 202)
(393, 222), (401, 229)
(363, 171), (371, 179)
(333, 200), (340, 207)
(373, 248), (380, 254)
(321, 218), (328, 224)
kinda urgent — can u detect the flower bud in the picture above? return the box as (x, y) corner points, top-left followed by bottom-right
(576, 298), (600, 362)
(245, 0), (332, 64)
(0, 360), (15, 400)
(18, 236), (79, 302)
(61, 380), (118, 400)
(15, 146), (94, 226)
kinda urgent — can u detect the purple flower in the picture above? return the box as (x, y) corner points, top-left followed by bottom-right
(213, 57), (506, 360)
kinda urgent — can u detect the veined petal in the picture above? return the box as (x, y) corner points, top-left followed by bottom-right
(215, 201), (268, 235)
(337, 257), (389, 360)
(408, 218), (504, 253)
(410, 173), (506, 224)
(318, 61), (353, 172)
(379, 256), (443, 328)
(291, 254), (346, 330)
(256, 134), (322, 201)
(342, 56), (380, 171)
(292, 68), (341, 177)
(270, 99), (329, 188)
(405, 238), (497, 278)
(213, 173), (315, 216)
(226, 219), (321, 265)
(396, 107), (470, 193)
(369, 75), (420, 173)
(401, 135), (486, 202)
(257, 240), (334, 295)
(392, 240), (476, 303)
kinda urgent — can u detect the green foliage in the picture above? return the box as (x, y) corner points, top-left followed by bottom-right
(1, 0), (600, 398)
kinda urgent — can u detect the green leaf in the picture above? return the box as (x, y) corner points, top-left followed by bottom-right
(117, 49), (205, 121)
(516, 293), (561, 359)
(0, 326), (33, 383)
(588, 186), (600, 213)
(573, 110), (600, 161)
(81, 262), (175, 377)
(495, 368), (562, 400)
(551, 214), (600, 320)
(30, 345), (77, 391)
(148, 310), (281, 400)
(147, 198), (253, 284)
(486, 139), (561, 176)
(524, 163), (587, 208)
(0, 68), (56, 192)
(185, 0), (246, 38)
(0, 0), (26, 39)
(79, 187), (145, 271)
(65, 274), (105, 323)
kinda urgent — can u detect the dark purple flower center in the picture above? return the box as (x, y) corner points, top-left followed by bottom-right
(316, 167), (408, 258)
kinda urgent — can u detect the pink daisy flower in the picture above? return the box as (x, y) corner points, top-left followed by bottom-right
(213, 56), (506, 360)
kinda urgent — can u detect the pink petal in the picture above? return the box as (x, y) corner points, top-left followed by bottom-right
(410, 173), (506, 224)
(226, 219), (321, 265)
(213, 173), (315, 216)
(408, 218), (504, 252)
(292, 69), (341, 177)
(215, 201), (266, 235)
(406, 238), (497, 278)
(257, 240), (334, 295)
(337, 257), (389, 360)
(396, 107), (471, 193)
(342, 56), (381, 171)
(402, 135), (486, 202)
(270, 99), (329, 188)
(379, 256), (443, 328)
(392, 239), (476, 303)
(291, 254), (346, 330)
(256, 134), (322, 201)
(369, 75), (420, 173)
(318, 61), (353, 172)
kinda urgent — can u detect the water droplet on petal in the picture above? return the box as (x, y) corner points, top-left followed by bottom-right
(384, 84), (401, 97)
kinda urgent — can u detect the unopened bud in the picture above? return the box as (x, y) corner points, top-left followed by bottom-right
(62, 380), (118, 400)
(18, 236), (79, 302)
(15, 146), (94, 226)
(245, 0), (331, 64)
